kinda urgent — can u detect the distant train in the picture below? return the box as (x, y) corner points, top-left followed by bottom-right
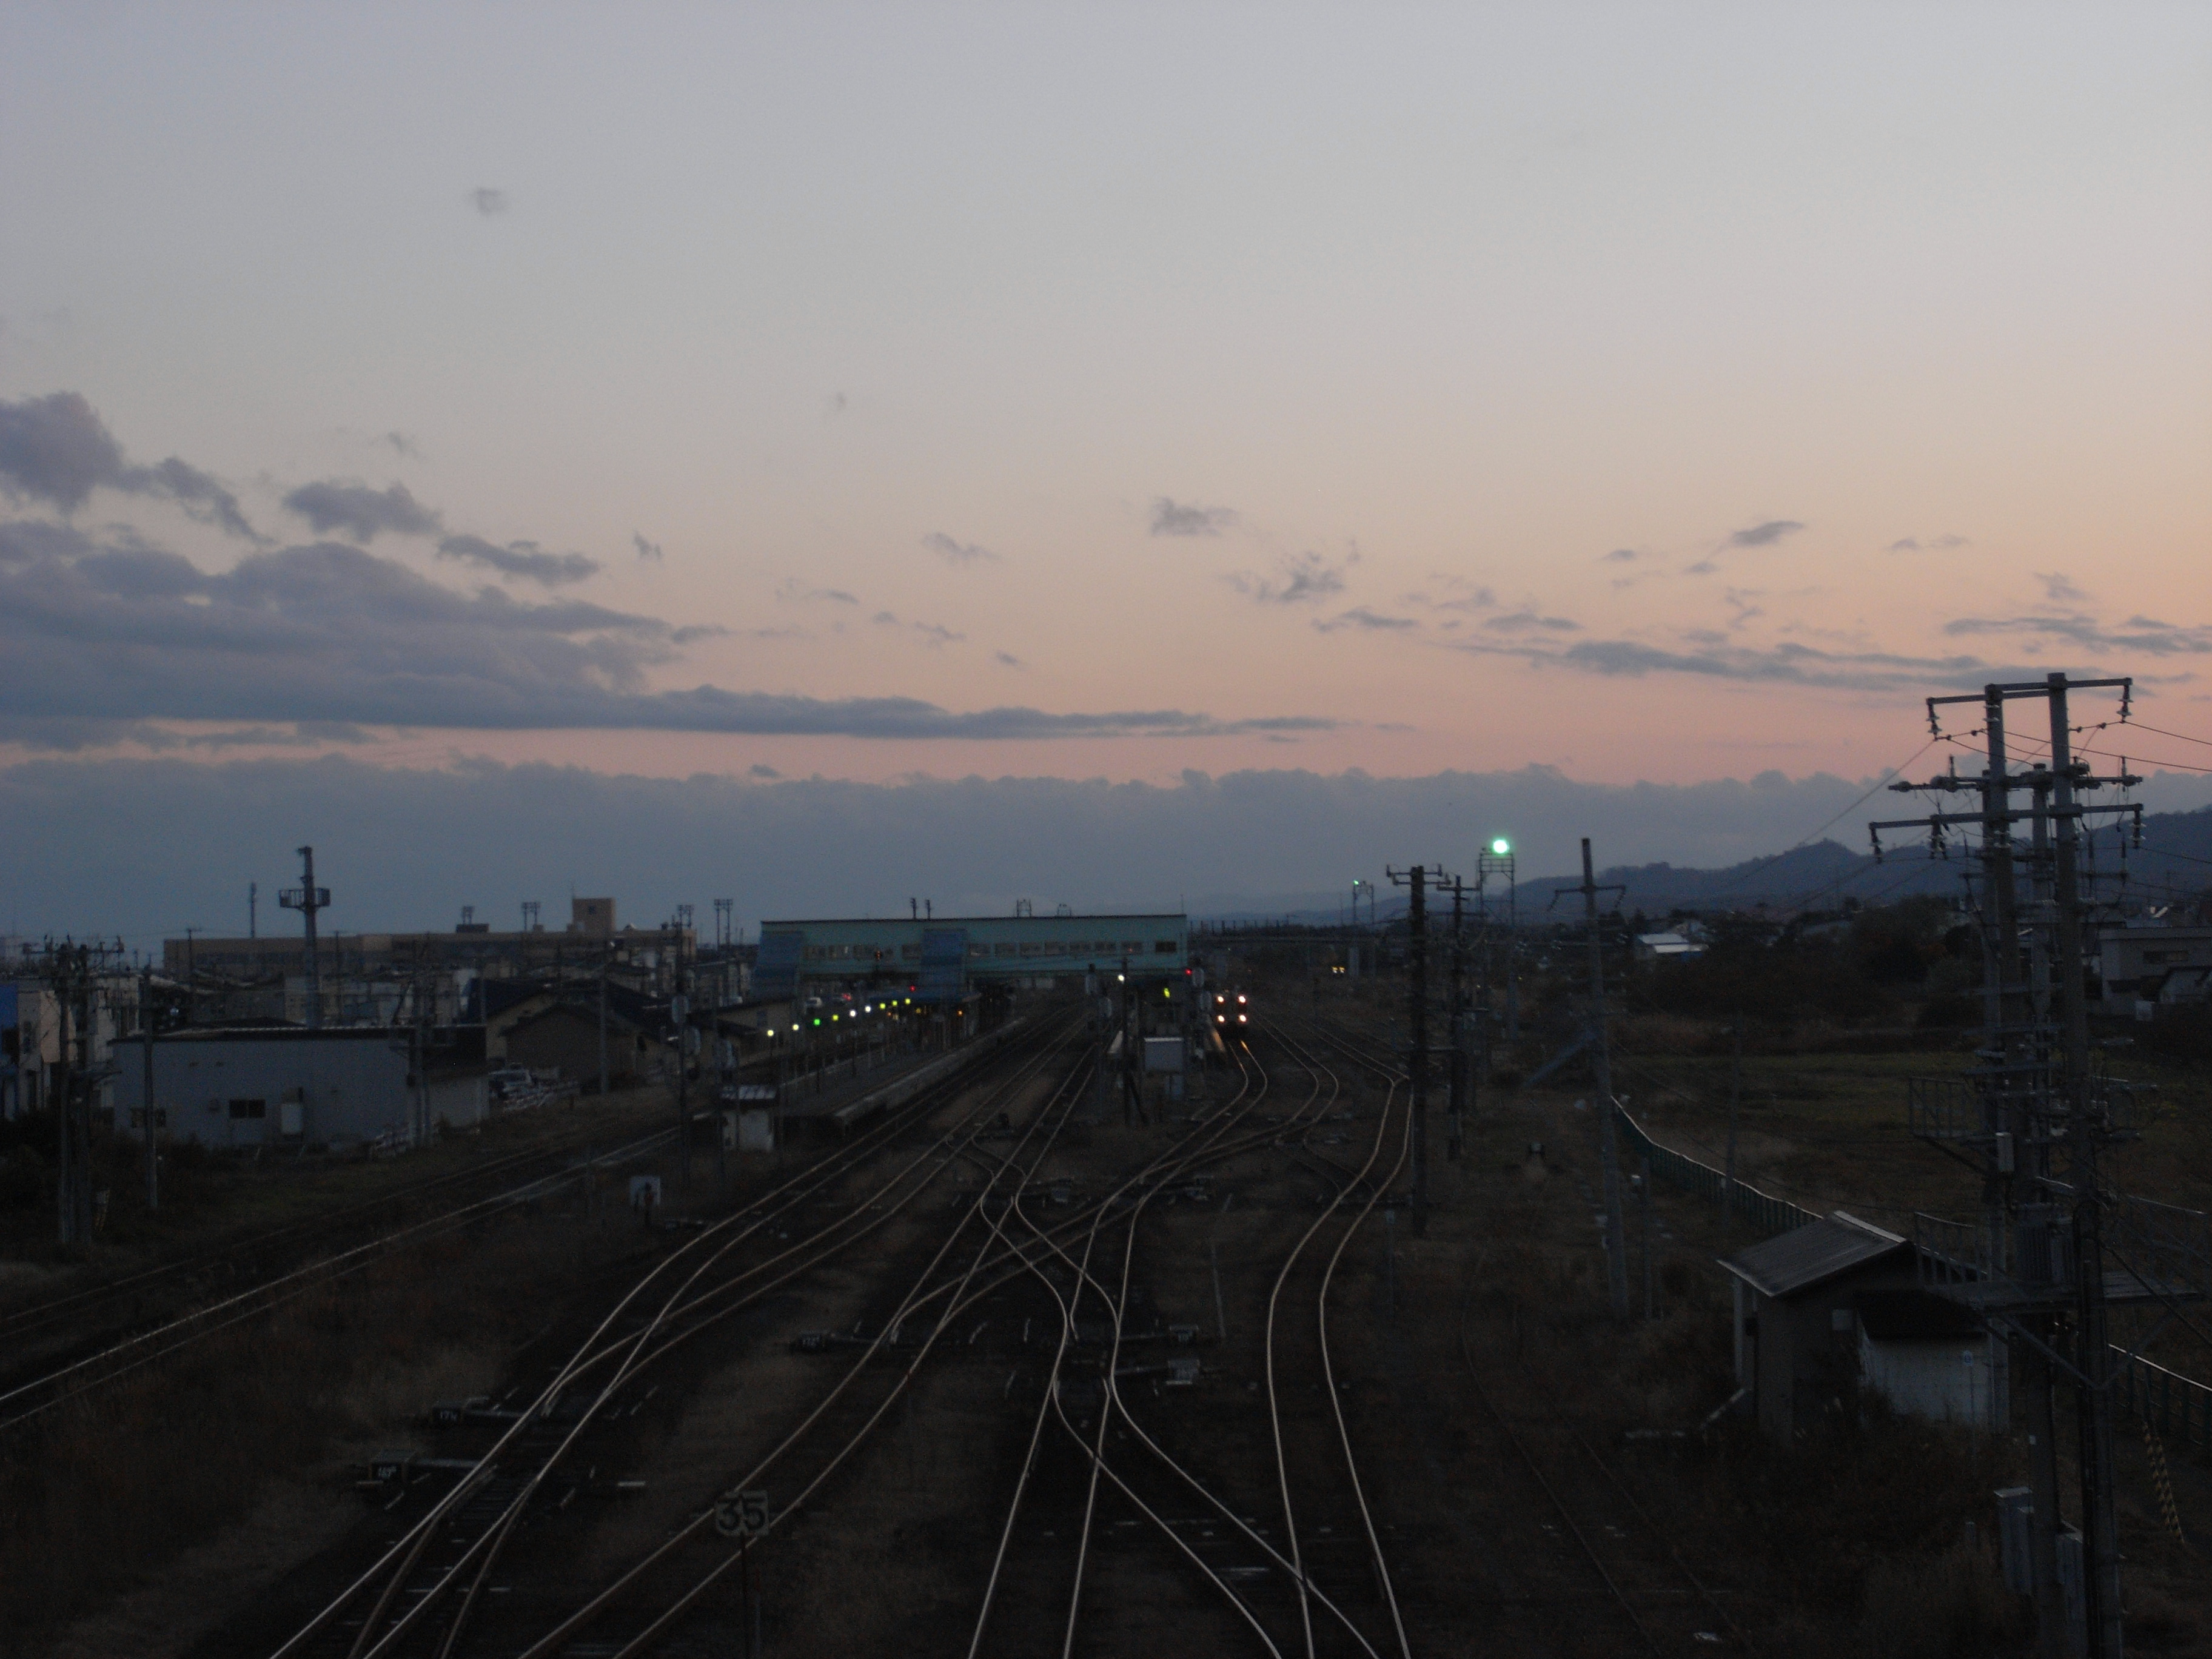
(1212, 990), (1250, 1027)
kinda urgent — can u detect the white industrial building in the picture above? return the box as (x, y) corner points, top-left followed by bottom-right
(111, 1027), (485, 1150)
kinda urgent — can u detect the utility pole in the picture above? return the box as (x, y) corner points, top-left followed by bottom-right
(248, 880), (257, 939)
(1570, 840), (1631, 1318)
(1722, 1017), (1743, 1225)
(2048, 676), (2123, 1658)
(278, 845), (330, 1031)
(34, 940), (117, 1245)
(1875, 674), (2151, 1659)
(598, 951), (611, 1098)
(1478, 838), (1518, 1045)
(673, 968), (691, 1192)
(138, 968), (158, 1212)
(1445, 877), (1468, 1162)
(183, 927), (199, 1026)
(1387, 863), (1447, 1236)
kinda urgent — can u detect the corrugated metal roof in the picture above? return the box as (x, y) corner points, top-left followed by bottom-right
(1718, 1210), (1909, 1299)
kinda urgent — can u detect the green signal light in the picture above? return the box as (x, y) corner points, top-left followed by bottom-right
(1490, 838), (1511, 856)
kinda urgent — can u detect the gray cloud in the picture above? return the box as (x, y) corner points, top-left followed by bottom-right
(0, 716), (383, 754)
(633, 533), (663, 561)
(749, 763), (782, 779)
(1314, 607), (1418, 634)
(1227, 551), (1346, 606)
(873, 609), (965, 646)
(437, 535), (600, 586)
(1941, 612), (2212, 657)
(776, 580), (859, 605)
(2037, 571), (2086, 604)
(1399, 581), (1498, 614)
(1483, 609), (1580, 634)
(922, 531), (997, 565)
(0, 521), (1324, 740)
(471, 187), (509, 216)
(1886, 534), (1966, 552)
(1150, 497), (1237, 537)
(1602, 548), (1638, 563)
(0, 391), (124, 511)
(0, 391), (263, 538)
(129, 457), (265, 543)
(282, 479), (441, 541)
(994, 651), (1025, 668)
(0, 518), (95, 566)
(1451, 628), (2014, 694)
(380, 431), (420, 459)
(1727, 519), (1806, 548)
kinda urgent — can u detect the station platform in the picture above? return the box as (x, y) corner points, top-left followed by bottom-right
(729, 1019), (1031, 1144)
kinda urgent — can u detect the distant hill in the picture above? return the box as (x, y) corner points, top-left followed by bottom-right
(1195, 805), (2212, 925)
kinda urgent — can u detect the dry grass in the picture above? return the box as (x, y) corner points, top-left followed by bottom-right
(0, 1215), (579, 1657)
(1856, 1540), (2023, 1658)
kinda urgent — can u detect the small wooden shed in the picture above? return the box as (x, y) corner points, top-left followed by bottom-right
(1720, 1210), (1927, 1441)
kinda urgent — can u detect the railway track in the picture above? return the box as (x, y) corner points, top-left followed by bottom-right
(954, 1015), (1415, 1659)
(258, 1011), (1087, 1659)
(1308, 1008), (1752, 1652)
(0, 1104), (675, 1360)
(0, 1122), (682, 1433)
(206, 993), (1756, 1658)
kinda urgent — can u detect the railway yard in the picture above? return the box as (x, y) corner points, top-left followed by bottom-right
(4, 980), (2207, 1657)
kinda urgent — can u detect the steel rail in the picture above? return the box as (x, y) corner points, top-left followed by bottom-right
(351, 1019), (1086, 1659)
(426, 1025), (1094, 1658)
(512, 1031), (1100, 1659)
(1290, 1022), (1415, 1659)
(267, 1013), (1073, 1659)
(1005, 1034), (1384, 1659)
(0, 1118), (617, 1344)
(997, 1024), (1386, 1659)
(0, 1124), (680, 1433)
(528, 1020), (1406, 1659)
(1455, 1289), (1657, 1654)
(1259, 1027), (1399, 1659)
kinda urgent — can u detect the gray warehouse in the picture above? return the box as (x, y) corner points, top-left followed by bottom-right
(112, 1027), (474, 1151)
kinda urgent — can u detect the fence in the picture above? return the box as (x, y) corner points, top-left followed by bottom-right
(1610, 1100), (2212, 1454)
(1608, 1101), (1818, 1237)
(2115, 1352), (2212, 1457)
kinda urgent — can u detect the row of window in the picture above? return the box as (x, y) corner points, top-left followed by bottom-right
(802, 938), (1179, 964)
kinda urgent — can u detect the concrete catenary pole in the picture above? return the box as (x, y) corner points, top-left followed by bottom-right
(1581, 839), (1631, 1318)
(2049, 675), (2123, 1659)
(139, 968), (158, 1212)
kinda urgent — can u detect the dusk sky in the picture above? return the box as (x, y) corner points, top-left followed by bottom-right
(4, 5), (2210, 937)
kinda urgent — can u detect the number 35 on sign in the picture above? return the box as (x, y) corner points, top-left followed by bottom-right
(714, 1488), (769, 1539)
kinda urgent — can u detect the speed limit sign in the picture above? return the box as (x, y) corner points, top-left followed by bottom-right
(714, 1487), (769, 1540)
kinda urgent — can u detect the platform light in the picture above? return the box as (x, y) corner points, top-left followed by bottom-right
(1490, 837), (1511, 856)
